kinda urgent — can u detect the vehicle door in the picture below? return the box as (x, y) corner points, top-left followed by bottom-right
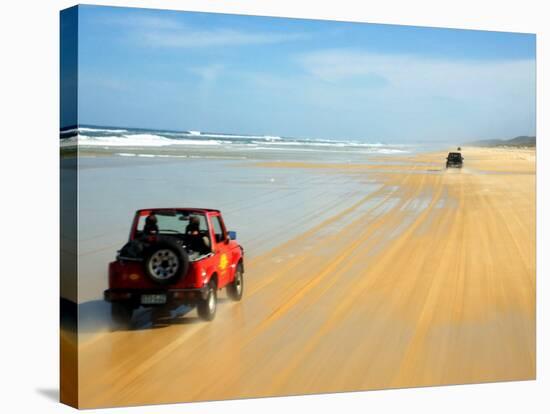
(210, 213), (231, 286)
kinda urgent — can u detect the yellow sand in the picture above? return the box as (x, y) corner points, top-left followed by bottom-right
(76, 147), (535, 408)
(60, 329), (78, 406)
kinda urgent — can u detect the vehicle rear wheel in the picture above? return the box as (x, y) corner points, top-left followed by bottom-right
(110, 302), (133, 330)
(226, 263), (244, 301)
(197, 281), (217, 321)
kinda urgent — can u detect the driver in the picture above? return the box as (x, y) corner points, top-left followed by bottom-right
(185, 216), (210, 253)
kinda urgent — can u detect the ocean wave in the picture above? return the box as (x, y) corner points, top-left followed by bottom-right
(248, 140), (407, 151)
(60, 136), (78, 147)
(60, 126), (411, 154)
(116, 153), (191, 158)
(75, 134), (224, 147)
(186, 132), (282, 141)
(376, 149), (408, 154)
(114, 153), (248, 160)
(79, 127), (130, 133)
(249, 146), (408, 154)
(62, 134), (410, 154)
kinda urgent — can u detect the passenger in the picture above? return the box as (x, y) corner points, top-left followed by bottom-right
(143, 213), (158, 235)
(185, 216), (200, 235)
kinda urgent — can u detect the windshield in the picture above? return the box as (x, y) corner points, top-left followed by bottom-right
(136, 211), (208, 236)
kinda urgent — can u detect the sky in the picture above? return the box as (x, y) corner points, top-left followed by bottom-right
(70, 5), (536, 143)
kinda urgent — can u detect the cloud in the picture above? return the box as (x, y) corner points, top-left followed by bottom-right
(188, 64), (225, 103)
(79, 73), (129, 92)
(240, 48), (535, 140)
(95, 12), (308, 48)
(296, 48), (535, 101)
(189, 64), (225, 82)
(91, 9), (310, 49)
(137, 28), (306, 49)
(95, 14), (183, 30)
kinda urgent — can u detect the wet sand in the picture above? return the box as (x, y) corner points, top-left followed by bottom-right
(74, 156), (377, 304)
(74, 147), (535, 408)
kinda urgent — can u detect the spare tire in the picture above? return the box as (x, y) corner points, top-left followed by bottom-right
(143, 239), (189, 285)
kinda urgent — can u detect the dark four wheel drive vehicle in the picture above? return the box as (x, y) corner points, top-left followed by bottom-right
(104, 208), (244, 328)
(446, 152), (464, 168)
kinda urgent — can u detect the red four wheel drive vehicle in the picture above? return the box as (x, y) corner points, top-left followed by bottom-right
(104, 208), (244, 328)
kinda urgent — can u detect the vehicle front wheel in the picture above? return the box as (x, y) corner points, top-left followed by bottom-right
(110, 302), (133, 330)
(197, 282), (217, 321)
(226, 263), (244, 301)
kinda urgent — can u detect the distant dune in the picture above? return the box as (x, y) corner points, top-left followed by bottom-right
(465, 135), (536, 148)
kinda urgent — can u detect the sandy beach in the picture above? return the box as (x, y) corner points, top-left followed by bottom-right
(69, 147), (535, 408)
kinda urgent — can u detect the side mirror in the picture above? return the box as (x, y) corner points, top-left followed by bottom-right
(228, 231), (237, 240)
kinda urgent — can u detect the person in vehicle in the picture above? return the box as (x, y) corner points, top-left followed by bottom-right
(185, 216), (211, 253)
(143, 212), (158, 235)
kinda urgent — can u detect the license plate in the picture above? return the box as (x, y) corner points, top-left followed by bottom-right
(141, 294), (167, 305)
